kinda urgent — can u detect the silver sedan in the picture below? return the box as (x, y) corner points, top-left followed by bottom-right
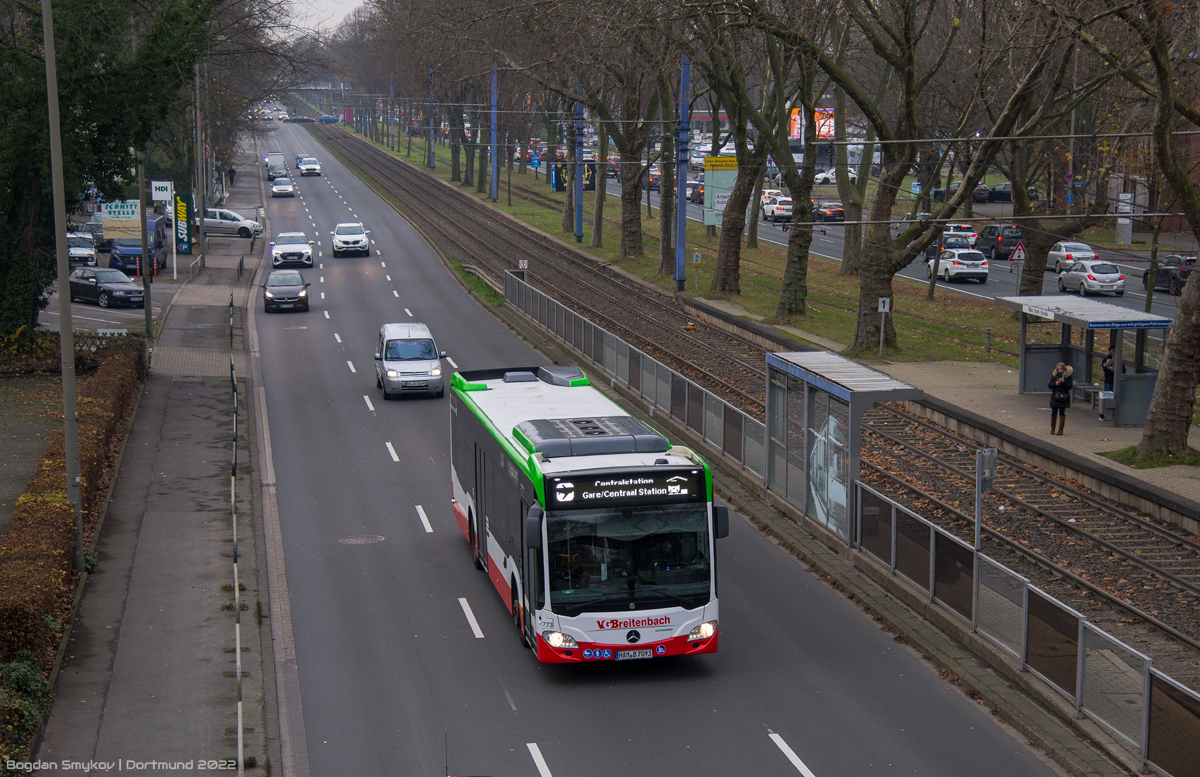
(1057, 260), (1125, 296)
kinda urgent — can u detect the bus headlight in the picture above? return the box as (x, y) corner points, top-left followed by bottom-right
(688, 621), (717, 640)
(542, 631), (577, 649)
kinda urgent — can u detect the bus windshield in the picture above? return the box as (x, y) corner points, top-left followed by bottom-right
(546, 503), (711, 615)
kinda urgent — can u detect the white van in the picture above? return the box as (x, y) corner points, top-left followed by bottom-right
(374, 323), (447, 399)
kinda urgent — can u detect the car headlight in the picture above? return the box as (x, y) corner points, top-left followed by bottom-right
(688, 621), (717, 640)
(112, 290), (126, 296)
(430, 367), (441, 377)
(264, 291), (275, 299)
(298, 289), (307, 298)
(386, 369), (398, 378)
(543, 631), (578, 649)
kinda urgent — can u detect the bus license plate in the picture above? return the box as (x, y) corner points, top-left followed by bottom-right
(615, 649), (653, 661)
(404, 381), (427, 387)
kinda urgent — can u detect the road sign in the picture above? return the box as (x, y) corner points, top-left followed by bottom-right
(692, 251), (701, 266)
(910, 182), (921, 195)
(1066, 194), (1074, 204)
(1009, 240), (1027, 263)
(878, 297), (891, 313)
(151, 181), (172, 201)
(517, 259), (528, 270)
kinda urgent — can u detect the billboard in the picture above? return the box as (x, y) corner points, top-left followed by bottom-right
(703, 156), (739, 227)
(100, 199), (141, 241)
(790, 108), (837, 141)
(174, 193), (193, 255)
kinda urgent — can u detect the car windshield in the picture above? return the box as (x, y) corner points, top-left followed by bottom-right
(302, 158), (318, 164)
(335, 224), (365, 235)
(546, 503), (711, 615)
(274, 178), (292, 185)
(384, 338), (437, 360)
(276, 234), (307, 245)
(95, 270), (132, 283)
(68, 236), (93, 249)
(267, 273), (303, 287)
(1090, 264), (1120, 274)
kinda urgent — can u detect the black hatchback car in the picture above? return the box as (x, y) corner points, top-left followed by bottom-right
(1144, 254), (1194, 295)
(262, 269), (310, 313)
(68, 267), (144, 308)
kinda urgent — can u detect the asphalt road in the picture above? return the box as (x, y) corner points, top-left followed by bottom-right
(613, 177), (1184, 320)
(256, 122), (1064, 777)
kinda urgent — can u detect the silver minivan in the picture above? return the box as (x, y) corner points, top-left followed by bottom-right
(375, 323), (447, 399)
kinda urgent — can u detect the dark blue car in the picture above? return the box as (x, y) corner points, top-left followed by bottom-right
(318, 115), (338, 124)
(108, 238), (165, 274)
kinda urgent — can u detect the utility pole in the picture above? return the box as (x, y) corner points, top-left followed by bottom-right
(675, 54), (691, 293)
(574, 84), (584, 243)
(429, 69), (436, 170)
(195, 64), (206, 270)
(138, 157), (153, 339)
(490, 63), (498, 203)
(41, 0), (85, 571)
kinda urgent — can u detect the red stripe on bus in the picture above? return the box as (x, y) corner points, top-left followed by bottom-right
(451, 500), (469, 540)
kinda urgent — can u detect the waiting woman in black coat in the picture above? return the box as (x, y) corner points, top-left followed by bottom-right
(1048, 363), (1073, 435)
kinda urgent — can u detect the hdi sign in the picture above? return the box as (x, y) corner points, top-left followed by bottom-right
(151, 181), (172, 201)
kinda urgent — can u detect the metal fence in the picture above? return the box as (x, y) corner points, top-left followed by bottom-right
(857, 480), (1200, 776)
(504, 271), (765, 478)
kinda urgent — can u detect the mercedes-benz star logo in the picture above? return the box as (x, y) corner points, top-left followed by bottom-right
(626, 630), (641, 644)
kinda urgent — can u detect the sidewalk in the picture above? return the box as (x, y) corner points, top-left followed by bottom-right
(35, 157), (269, 772)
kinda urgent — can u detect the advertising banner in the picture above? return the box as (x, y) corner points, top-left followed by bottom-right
(582, 163), (597, 192)
(551, 162), (568, 192)
(100, 199), (141, 240)
(703, 156), (738, 227)
(174, 193), (194, 255)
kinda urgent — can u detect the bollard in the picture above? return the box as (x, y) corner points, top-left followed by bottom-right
(986, 327), (992, 353)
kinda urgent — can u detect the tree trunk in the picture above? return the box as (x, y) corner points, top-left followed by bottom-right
(450, 111), (463, 182)
(619, 144), (645, 258)
(562, 122), (575, 233)
(776, 110), (818, 317)
(590, 131), (608, 248)
(658, 111), (675, 276)
(747, 174), (763, 249)
(852, 158), (910, 350)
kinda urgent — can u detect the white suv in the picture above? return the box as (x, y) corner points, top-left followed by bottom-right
(331, 222), (370, 257)
(270, 232), (314, 267)
(298, 157), (321, 176)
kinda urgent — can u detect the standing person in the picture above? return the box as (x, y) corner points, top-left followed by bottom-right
(1048, 362), (1074, 435)
(1099, 347), (1124, 421)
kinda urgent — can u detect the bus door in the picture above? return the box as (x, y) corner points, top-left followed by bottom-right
(473, 444), (487, 570)
(522, 502), (544, 648)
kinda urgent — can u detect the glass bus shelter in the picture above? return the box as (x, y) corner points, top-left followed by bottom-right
(765, 352), (923, 546)
(994, 296), (1172, 427)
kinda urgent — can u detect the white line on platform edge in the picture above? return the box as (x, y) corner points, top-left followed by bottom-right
(415, 505), (433, 533)
(385, 442), (399, 462)
(527, 744), (553, 777)
(458, 598), (485, 638)
(769, 731), (818, 777)
(363, 395), (374, 412)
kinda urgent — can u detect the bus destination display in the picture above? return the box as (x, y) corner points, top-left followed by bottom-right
(548, 469), (704, 509)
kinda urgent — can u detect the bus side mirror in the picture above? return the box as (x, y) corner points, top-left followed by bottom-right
(525, 504), (543, 551)
(714, 505), (729, 539)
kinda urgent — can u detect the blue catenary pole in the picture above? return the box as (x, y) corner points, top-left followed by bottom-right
(574, 84), (584, 242)
(675, 54), (691, 292)
(490, 63), (499, 202)
(429, 69), (436, 170)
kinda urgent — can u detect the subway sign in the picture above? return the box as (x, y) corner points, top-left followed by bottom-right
(547, 469), (705, 509)
(175, 193), (193, 254)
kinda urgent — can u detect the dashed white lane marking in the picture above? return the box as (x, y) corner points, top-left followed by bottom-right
(386, 275), (391, 281)
(363, 395), (374, 412)
(334, 333), (342, 343)
(318, 252), (323, 258)
(458, 598), (485, 639)
(527, 744), (553, 777)
(446, 357), (459, 369)
(385, 441), (400, 462)
(370, 239), (376, 245)
(393, 290), (399, 297)
(319, 262), (323, 268)
(404, 308), (412, 317)
(380, 261), (386, 268)
(415, 505), (433, 533)
(323, 311), (330, 319)
(320, 292), (325, 299)
(346, 360), (356, 373)
(769, 731), (818, 777)
(375, 249), (381, 256)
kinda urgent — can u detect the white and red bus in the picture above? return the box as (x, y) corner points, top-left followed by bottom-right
(450, 365), (728, 663)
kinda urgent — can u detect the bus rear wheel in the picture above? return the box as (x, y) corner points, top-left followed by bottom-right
(513, 587), (529, 647)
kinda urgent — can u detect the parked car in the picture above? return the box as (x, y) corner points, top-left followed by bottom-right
(927, 248), (989, 283)
(943, 223), (978, 246)
(1047, 241), (1098, 273)
(271, 177), (296, 198)
(1143, 254), (1194, 295)
(933, 181), (988, 202)
(374, 322), (447, 399)
(67, 232), (97, 267)
(762, 196), (793, 223)
(984, 182), (1039, 202)
(814, 169), (856, 186)
(1057, 260), (1125, 296)
(923, 233), (973, 261)
(199, 208), (263, 238)
(270, 232), (314, 268)
(262, 269), (310, 313)
(84, 211), (110, 251)
(977, 223), (1022, 261)
(318, 114), (338, 124)
(812, 201), (845, 222)
(299, 158), (321, 176)
(689, 150), (707, 168)
(68, 267), (144, 308)
(108, 230), (165, 273)
(331, 222), (370, 257)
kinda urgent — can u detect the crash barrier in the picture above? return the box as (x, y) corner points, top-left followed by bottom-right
(856, 481), (1200, 776)
(503, 271), (766, 479)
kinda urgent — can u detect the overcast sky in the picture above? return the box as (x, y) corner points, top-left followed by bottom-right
(295, 0), (364, 32)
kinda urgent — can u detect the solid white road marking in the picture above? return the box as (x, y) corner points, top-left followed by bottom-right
(334, 333), (342, 343)
(404, 308), (412, 317)
(363, 395), (374, 412)
(323, 311), (330, 319)
(346, 360), (356, 373)
(415, 505), (433, 533)
(446, 357), (459, 369)
(527, 744), (553, 777)
(458, 598), (485, 639)
(393, 290), (399, 297)
(769, 731), (818, 777)
(385, 441), (400, 462)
